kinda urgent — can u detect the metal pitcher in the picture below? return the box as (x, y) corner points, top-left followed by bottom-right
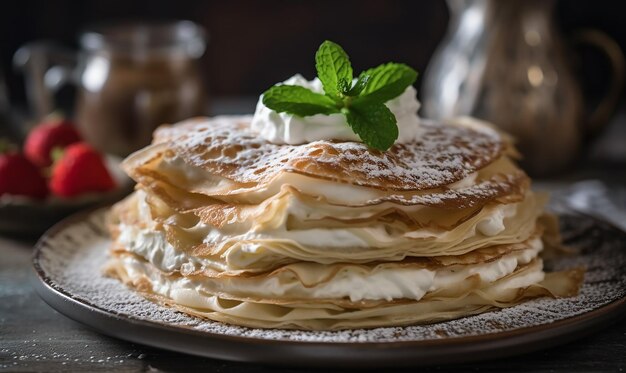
(422, 0), (624, 176)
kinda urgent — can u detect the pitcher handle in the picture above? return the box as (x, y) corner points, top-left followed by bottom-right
(572, 29), (625, 136)
(12, 41), (77, 123)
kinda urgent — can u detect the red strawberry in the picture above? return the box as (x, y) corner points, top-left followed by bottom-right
(0, 152), (48, 199)
(50, 143), (116, 197)
(25, 119), (82, 167)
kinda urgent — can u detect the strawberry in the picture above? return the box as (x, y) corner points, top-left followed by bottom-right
(50, 143), (116, 197)
(25, 119), (82, 167)
(0, 152), (48, 199)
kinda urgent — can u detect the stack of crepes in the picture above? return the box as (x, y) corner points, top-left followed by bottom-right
(106, 115), (583, 330)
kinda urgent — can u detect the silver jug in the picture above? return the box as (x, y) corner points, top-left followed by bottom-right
(422, 0), (624, 176)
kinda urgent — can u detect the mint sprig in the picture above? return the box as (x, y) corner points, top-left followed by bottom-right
(344, 102), (398, 151)
(354, 63), (417, 105)
(263, 85), (339, 116)
(261, 40), (418, 151)
(315, 41), (353, 98)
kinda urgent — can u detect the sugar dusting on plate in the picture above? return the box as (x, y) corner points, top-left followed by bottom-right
(36, 209), (626, 343)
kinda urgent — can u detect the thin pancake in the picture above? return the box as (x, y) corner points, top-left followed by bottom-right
(105, 255), (584, 330)
(110, 189), (546, 274)
(123, 115), (509, 194)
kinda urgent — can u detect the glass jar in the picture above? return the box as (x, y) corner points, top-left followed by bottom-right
(15, 21), (208, 156)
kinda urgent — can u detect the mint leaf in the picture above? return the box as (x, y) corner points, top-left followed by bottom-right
(355, 63), (417, 104)
(345, 74), (370, 97)
(344, 102), (398, 151)
(261, 41), (418, 151)
(337, 78), (351, 95)
(262, 85), (340, 117)
(315, 40), (353, 97)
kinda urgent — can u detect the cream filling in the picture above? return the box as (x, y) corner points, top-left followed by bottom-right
(119, 237), (542, 302)
(118, 190), (522, 273)
(188, 201), (516, 248)
(116, 223), (223, 273)
(156, 152), (481, 205)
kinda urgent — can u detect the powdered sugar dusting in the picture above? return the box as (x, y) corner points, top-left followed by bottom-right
(373, 172), (526, 208)
(34, 210), (626, 344)
(150, 115), (503, 191)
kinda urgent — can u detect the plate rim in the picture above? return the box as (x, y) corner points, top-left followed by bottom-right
(31, 208), (626, 367)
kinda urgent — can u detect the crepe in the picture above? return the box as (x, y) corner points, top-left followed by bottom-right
(105, 254), (583, 330)
(106, 115), (583, 330)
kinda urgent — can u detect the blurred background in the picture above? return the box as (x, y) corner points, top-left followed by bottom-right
(2, 0), (626, 101)
(3, 0), (448, 101)
(1, 0), (625, 178)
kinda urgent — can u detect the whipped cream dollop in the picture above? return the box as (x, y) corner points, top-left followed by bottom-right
(251, 74), (421, 144)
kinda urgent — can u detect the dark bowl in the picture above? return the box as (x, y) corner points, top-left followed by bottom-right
(0, 154), (133, 237)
